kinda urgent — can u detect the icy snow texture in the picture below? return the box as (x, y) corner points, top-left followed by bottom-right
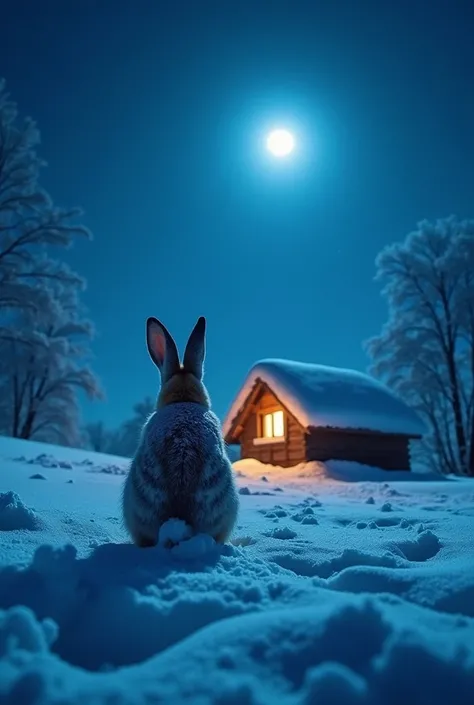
(222, 358), (426, 436)
(0, 436), (473, 705)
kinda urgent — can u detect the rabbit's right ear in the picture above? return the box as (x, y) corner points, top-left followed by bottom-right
(146, 317), (180, 382)
(183, 316), (206, 380)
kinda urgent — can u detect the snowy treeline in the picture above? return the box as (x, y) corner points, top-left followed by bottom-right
(0, 80), (101, 446)
(84, 397), (155, 457)
(367, 216), (474, 476)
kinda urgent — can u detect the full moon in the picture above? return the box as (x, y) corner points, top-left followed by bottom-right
(266, 129), (295, 157)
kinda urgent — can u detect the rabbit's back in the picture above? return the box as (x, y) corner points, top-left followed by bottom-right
(122, 403), (238, 546)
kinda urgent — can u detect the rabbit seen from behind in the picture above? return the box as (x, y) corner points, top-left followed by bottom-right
(122, 316), (239, 547)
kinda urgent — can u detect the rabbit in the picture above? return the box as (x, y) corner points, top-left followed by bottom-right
(121, 315), (239, 548)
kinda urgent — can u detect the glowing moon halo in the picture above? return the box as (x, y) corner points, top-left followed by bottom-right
(266, 129), (295, 157)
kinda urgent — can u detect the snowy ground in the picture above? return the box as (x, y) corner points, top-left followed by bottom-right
(1, 437), (474, 704)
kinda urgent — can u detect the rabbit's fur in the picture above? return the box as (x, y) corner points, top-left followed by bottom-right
(122, 316), (239, 547)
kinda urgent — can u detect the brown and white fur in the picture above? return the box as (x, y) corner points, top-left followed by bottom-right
(121, 316), (239, 547)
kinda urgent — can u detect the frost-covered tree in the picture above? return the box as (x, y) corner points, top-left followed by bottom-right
(0, 79), (90, 339)
(0, 285), (102, 446)
(83, 398), (155, 457)
(84, 421), (113, 453)
(108, 397), (155, 458)
(366, 216), (474, 476)
(0, 79), (101, 445)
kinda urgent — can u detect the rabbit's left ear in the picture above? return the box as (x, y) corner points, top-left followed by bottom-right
(183, 316), (206, 379)
(146, 317), (180, 382)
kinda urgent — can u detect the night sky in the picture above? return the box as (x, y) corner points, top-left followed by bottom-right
(2, 0), (473, 428)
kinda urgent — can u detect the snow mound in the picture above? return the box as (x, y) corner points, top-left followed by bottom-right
(0, 492), (41, 531)
(92, 464), (128, 475)
(234, 457), (443, 484)
(264, 526), (297, 540)
(0, 541), (255, 671)
(0, 605), (57, 655)
(25, 453), (66, 468)
(11, 446), (129, 476)
(1, 589), (474, 704)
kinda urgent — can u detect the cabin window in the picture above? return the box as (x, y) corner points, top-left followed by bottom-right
(262, 410), (284, 438)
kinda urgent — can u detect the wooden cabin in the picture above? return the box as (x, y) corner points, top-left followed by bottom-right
(223, 359), (425, 471)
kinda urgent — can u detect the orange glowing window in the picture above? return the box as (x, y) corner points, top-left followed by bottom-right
(261, 410), (284, 438)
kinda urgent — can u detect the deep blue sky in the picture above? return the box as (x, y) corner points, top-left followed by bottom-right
(2, 0), (473, 428)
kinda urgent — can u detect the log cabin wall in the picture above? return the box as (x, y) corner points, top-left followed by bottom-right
(234, 383), (413, 470)
(305, 428), (411, 470)
(239, 387), (307, 467)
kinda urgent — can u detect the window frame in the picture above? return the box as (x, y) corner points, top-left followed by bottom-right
(253, 407), (286, 446)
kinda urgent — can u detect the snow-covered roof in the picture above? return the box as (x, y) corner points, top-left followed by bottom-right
(222, 359), (426, 438)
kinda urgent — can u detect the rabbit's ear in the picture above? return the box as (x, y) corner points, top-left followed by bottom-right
(183, 316), (206, 379)
(146, 317), (180, 382)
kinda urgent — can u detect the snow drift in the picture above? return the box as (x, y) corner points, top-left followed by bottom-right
(0, 436), (473, 704)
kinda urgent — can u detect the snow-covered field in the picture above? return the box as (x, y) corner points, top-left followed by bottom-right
(1, 436), (474, 704)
